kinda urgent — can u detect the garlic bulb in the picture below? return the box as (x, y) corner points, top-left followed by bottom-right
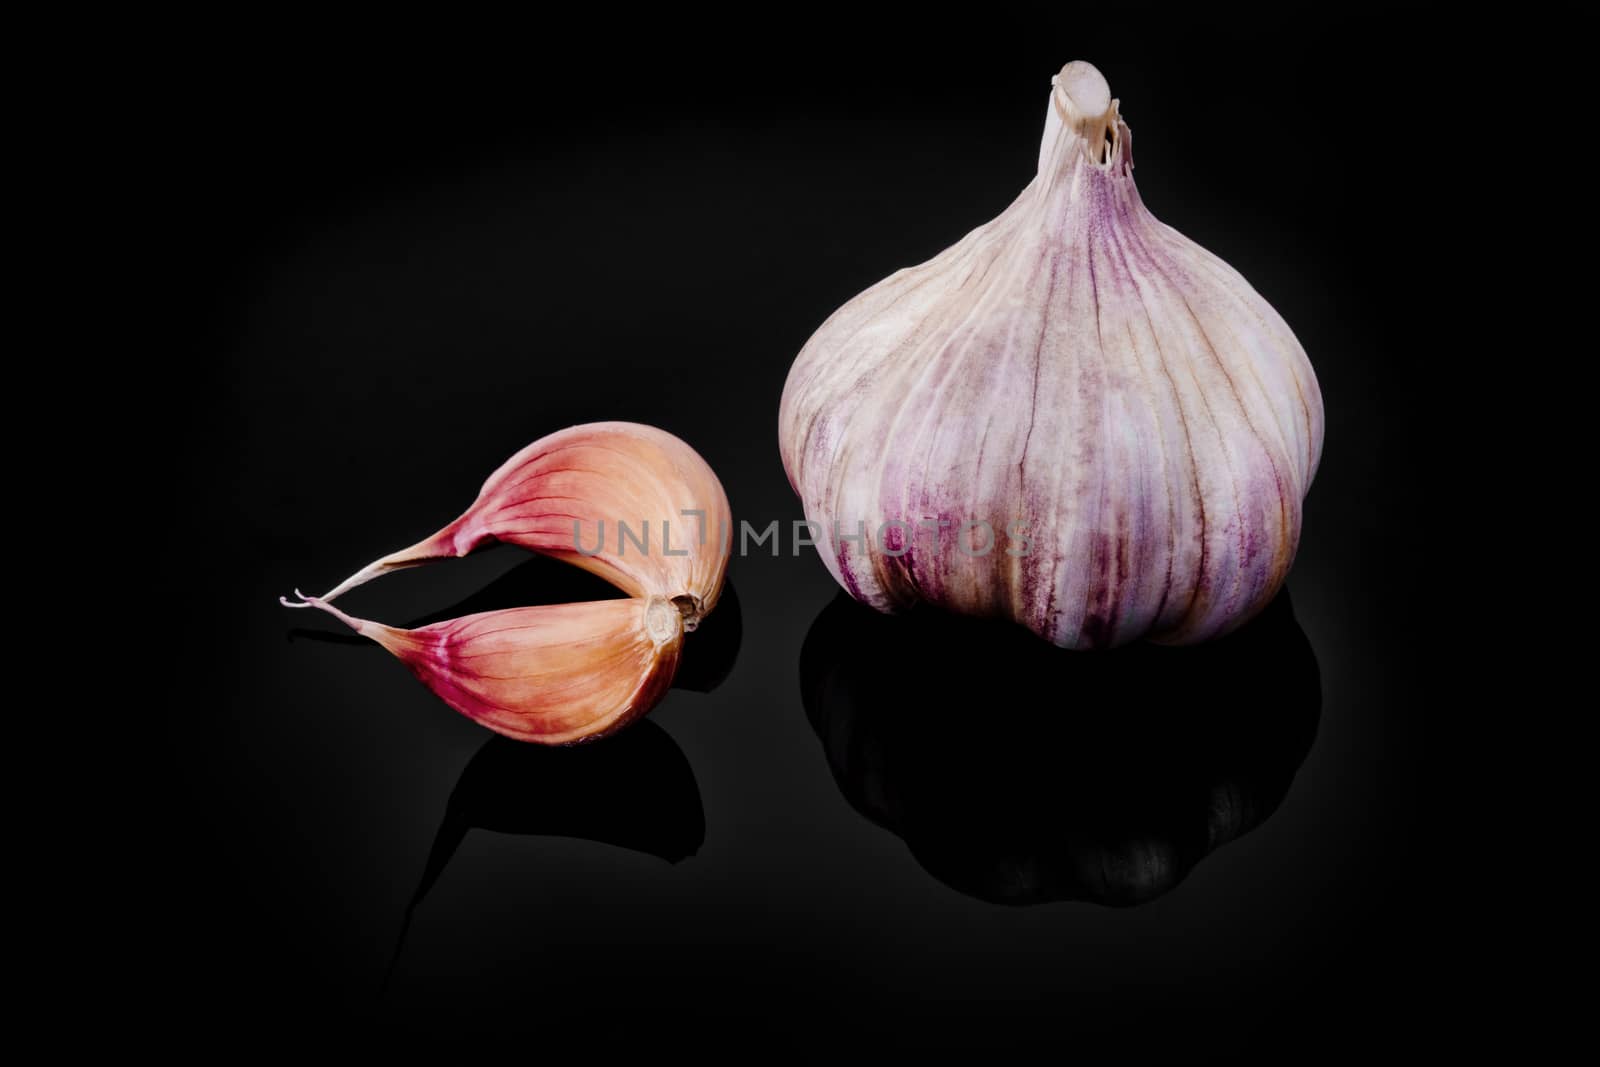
(779, 61), (1323, 648)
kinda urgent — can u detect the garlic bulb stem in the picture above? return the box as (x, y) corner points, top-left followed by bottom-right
(1049, 60), (1117, 164)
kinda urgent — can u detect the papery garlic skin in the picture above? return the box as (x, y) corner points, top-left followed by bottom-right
(286, 593), (683, 744)
(283, 421), (734, 743)
(779, 61), (1323, 648)
(318, 421), (731, 628)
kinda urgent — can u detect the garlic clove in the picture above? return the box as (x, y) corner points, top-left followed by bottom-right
(315, 422), (731, 628)
(778, 60), (1323, 649)
(280, 591), (684, 745)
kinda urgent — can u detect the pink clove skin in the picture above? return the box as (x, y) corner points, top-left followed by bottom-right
(280, 590), (686, 745)
(311, 422), (731, 628)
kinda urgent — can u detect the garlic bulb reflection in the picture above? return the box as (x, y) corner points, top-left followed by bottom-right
(779, 61), (1323, 647)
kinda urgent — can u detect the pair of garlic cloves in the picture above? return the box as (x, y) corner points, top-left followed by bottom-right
(282, 422), (731, 744)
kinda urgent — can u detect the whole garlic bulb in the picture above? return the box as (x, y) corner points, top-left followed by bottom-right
(779, 61), (1323, 648)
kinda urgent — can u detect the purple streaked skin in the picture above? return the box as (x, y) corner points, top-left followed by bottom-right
(777, 62), (1322, 649)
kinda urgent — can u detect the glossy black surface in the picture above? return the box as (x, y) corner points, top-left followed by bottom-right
(800, 591), (1321, 907)
(384, 721), (705, 991)
(148, 20), (1430, 1055)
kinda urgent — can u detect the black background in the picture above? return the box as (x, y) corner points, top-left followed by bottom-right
(135, 14), (1439, 1055)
